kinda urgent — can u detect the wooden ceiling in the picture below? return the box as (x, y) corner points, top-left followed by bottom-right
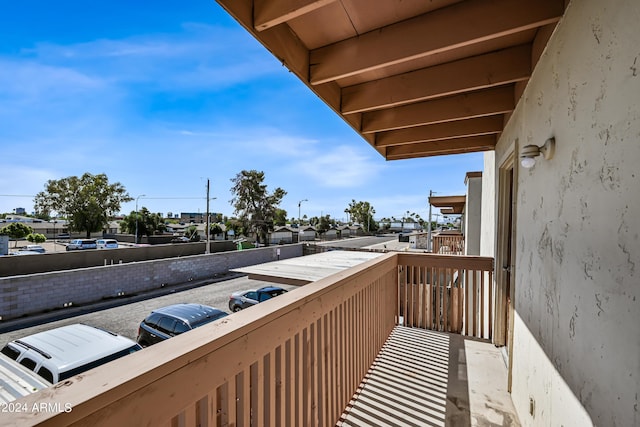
(214, 0), (567, 160)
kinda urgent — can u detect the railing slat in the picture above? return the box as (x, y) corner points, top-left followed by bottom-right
(489, 270), (494, 340)
(285, 338), (293, 427)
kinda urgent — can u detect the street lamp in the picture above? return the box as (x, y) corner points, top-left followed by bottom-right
(298, 199), (308, 227)
(135, 194), (146, 245)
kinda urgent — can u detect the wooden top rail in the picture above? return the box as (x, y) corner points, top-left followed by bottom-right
(397, 252), (493, 271)
(11, 253), (398, 426)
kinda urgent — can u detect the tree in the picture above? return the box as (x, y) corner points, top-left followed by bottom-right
(224, 218), (243, 240)
(316, 215), (332, 234)
(27, 233), (46, 243)
(186, 225), (200, 241)
(0, 223), (34, 247)
(210, 223), (223, 238)
(230, 170), (287, 246)
(34, 173), (132, 238)
(273, 209), (288, 227)
(120, 208), (166, 239)
(346, 200), (377, 233)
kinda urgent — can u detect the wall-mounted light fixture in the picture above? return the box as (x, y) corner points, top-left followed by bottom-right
(520, 137), (555, 169)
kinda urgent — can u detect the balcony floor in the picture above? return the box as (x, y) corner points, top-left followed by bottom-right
(338, 326), (520, 427)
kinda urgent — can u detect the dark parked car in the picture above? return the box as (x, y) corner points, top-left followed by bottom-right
(137, 303), (228, 347)
(228, 286), (288, 312)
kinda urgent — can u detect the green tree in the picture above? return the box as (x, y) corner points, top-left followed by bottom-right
(316, 215), (332, 234)
(120, 208), (166, 238)
(34, 173), (132, 238)
(346, 200), (377, 233)
(209, 223), (223, 238)
(186, 225), (200, 241)
(0, 223), (34, 247)
(274, 209), (288, 227)
(230, 170), (287, 246)
(26, 233), (46, 243)
(224, 218), (243, 240)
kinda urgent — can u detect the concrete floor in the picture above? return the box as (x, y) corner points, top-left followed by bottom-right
(338, 326), (520, 427)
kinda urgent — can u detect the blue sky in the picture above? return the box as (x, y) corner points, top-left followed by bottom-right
(0, 1), (483, 222)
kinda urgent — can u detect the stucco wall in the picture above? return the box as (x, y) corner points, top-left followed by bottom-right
(0, 241), (236, 277)
(480, 151), (496, 257)
(464, 174), (482, 255)
(0, 244), (303, 320)
(493, 0), (640, 426)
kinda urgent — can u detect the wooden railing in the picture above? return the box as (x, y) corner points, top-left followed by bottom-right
(12, 253), (398, 427)
(397, 253), (494, 339)
(432, 234), (465, 255)
(10, 252), (493, 426)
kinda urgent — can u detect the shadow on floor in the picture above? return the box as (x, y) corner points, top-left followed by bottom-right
(338, 326), (519, 427)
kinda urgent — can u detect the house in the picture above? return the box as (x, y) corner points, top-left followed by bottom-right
(337, 224), (351, 238)
(321, 225), (339, 240)
(388, 221), (421, 233)
(348, 224), (364, 236)
(269, 226), (296, 244)
(14, 2), (638, 426)
(297, 225), (316, 241)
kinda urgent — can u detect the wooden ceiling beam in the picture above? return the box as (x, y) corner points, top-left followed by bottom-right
(310, 0), (564, 84)
(375, 116), (504, 148)
(385, 135), (497, 160)
(254, 0), (337, 31)
(342, 44), (532, 114)
(362, 86), (514, 133)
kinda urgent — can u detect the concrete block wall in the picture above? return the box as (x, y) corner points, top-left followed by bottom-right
(0, 244), (303, 320)
(0, 240), (237, 278)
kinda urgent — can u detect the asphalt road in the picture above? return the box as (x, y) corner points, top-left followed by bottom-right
(0, 275), (298, 346)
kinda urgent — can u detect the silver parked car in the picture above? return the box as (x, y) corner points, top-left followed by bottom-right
(66, 239), (97, 251)
(96, 239), (119, 249)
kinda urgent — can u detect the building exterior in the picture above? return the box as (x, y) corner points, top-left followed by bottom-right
(478, 2), (639, 424)
(322, 226), (339, 240)
(269, 226), (296, 244)
(463, 172), (482, 256)
(180, 212), (205, 223)
(298, 225), (316, 242)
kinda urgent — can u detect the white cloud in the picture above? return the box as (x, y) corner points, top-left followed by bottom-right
(297, 145), (385, 188)
(16, 24), (281, 92)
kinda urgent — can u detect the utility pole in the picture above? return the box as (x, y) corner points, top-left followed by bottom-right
(205, 179), (210, 254)
(298, 199), (308, 226)
(135, 194), (146, 245)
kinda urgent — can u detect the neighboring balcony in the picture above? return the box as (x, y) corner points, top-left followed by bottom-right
(11, 252), (517, 426)
(432, 233), (465, 255)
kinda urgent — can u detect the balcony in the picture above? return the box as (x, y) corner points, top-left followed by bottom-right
(432, 233), (465, 256)
(11, 252), (516, 426)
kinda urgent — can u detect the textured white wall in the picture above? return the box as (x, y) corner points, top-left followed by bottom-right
(480, 152), (495, 258)
(464, 175), (482, 256)
(494, 0), (640, 425)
